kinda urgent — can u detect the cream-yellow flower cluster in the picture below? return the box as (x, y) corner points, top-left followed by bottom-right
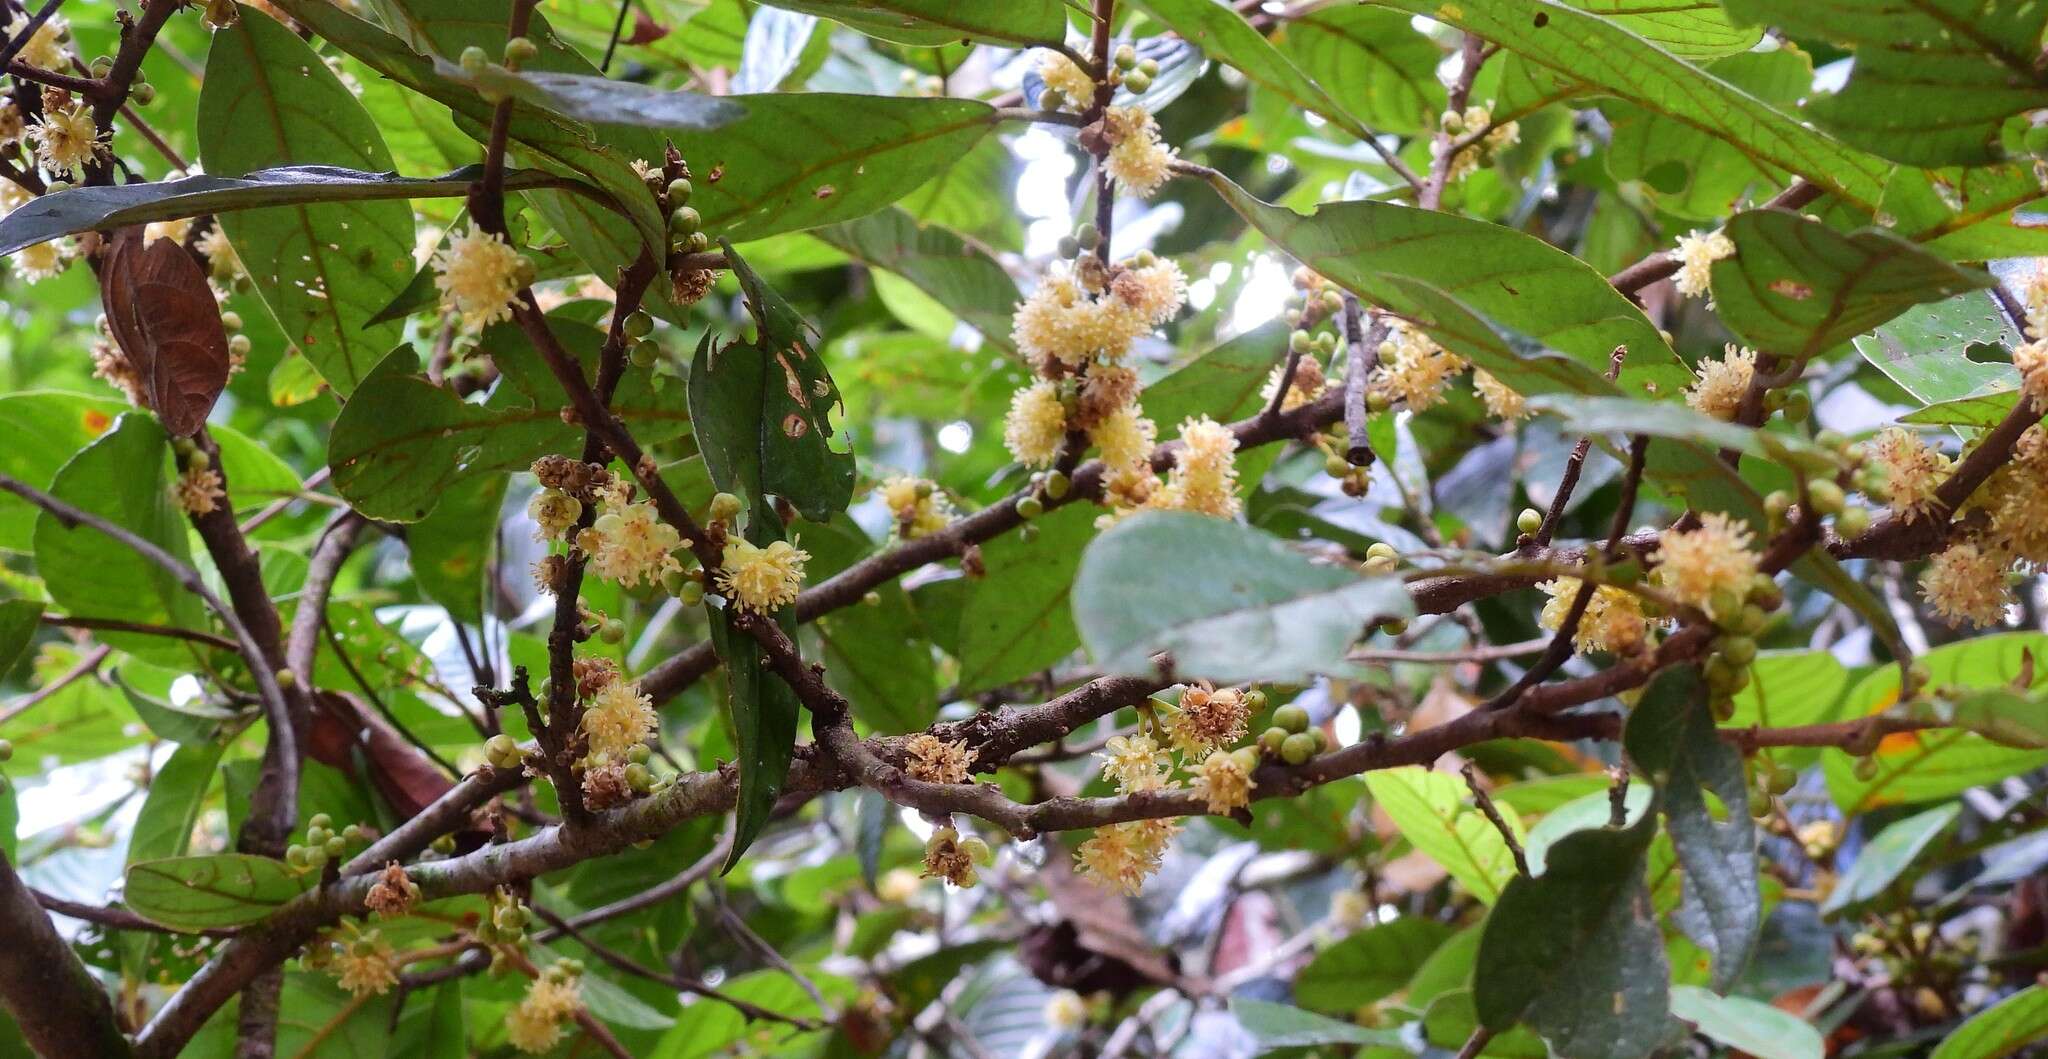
(1076, 818), (1179, 896)
(1670, 229), (1734, 302)
(1652, 513), (1759, 619)
(878, 475), (954, 540)
(506, 966), (583, 1054)
(1921, 540), (2012, 629)
(579, 670), (656, 758)
(1011, 255), (1186, 370)
(1153, 415), (1242, 518)
(1104, 105), (1177, 197)
(1684, 344), (1756, 422)
(577, 484), (684, 589)
(1472, 369), (1527, 420)
(1868, 427), (1949, 523)
(1538, 577), (1652, 655)
(6, 14), (71, 71)
(432, 224), (527, 330)
(27, 102), (103, 177)
(1003, 380), (1068, 467)
(1370, 322), (1468, 412)
(717, 537), (808, 614)
(1431, 103), (1520, 184)
(1194, 750), (1256, 815)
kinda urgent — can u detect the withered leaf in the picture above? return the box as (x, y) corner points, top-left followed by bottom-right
(100, 227), (231, 437)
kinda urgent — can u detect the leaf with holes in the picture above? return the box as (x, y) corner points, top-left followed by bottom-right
(1857, 289), (2024, 428)
(1710, 209), (1992, 361)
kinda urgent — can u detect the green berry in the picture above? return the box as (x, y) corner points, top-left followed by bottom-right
(1016, 495), (1044, 520)
(1244, 689), (1267, 712)
(459, 45), (490, 75)
(1259, 726), (1289, 755)
(1019, 524), (1040, 543)
(486, 733), (521, 769)
(1783, 390), (1812, 423)
(342, 824), (363, 842)
(709, 492), (743, 522)
(1720, 635), (1757, 667)
(286, 845), (310, 869)
(1044, 470), (1071, 500)
(624, 762), (653, 793)
(1057, 236), (1081, 259)
(132, 83), (156, 105)
(305, 847), (329, 870)
(961, 836), (994, 866)
(600, 619), (626, 645)
(503, 36), (538, 66)
(228, 334), (252, 357)
(1382, 619), (1408, 636)
(669, 206), (702, 235)
(1365, 542), (1397, 562)
(90, 56), (114, 77)
(1075, 222), (1100, 250)
(1138, 58), (1160, 77)
(1280, 732), (1318, 765)
(324, 835), (347, 857)
(680, 579), (706, 605)
(1853, 755), (1880, 781)
(1517, 507), (1543, 535)
(1290, 329), (1312, 355)
(220, 311), (243, 331)
(1039, 86), (1067, 112)
(1766, 766), (1796, 796)
(630, 337), (660, 368)
(1325, 454), (1351, 478)
(1807, 479), (1846, 516)
(309, 813), (332, 831)
(622, 310), (654, 338)
(1231, 746), (1262, 772)
(1736, 604), (1768, 635)
(1273, 704), (1310, 734)
(1835, 506), (1871, 538)
(1122, 70), (1152, 93)
(1114, 44), (1137, 70)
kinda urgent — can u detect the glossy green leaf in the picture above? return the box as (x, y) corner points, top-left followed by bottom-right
(707, 602), (800, 872)
(1295, 917), (1455, 1014)
(198, 12), (416, 397)
(1821, 802), (1962, 916)
(1229, 997), (1404, 1049)
(1203, 172), (1689, 400)
(1372, 0), (1891, 207)
(0, 165), (562, 258)
(689, 243), (854, 522)
(758, 0), (1062, 45)
(1524, 393), (1830, 464)
(1670, 985), (1823, 1059)
(1728, 650), (1850, 730)
(955, 503), (1095, 693)
(1566, 0), (1761, 59)
(1074, 512), (1411, 684)
(1625, 666), (1760, 991)
(32, 415), (208, 666)
(330, 320), (689, 522)
(124, 853), (313, 932)
(128, 742), (224, 867)
(802, 519), (935, 734)
(813, 208), (1019, 356)
(1365, 766), (1525, 905)
(1603, 49), (1807, 220)
(1274, 7), (1444, 136)
(1931, 985), (2048, 1059)
(118, 672), (240, 746)
(1722, 0), (2048, 167)
(1136, 0), (1376, 141)
(0, 598), (37, 676)
(440, 61), (744, 129)
(1474, 815), (1668, 1058)
(407, 473), (507, 627)
(1710, 209), (1992, 361)
(1857, 289), (2022, 427)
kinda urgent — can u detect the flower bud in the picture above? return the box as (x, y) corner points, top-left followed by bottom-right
(503, 36), (538, 67)
(1273, 704), (1309, 734)
(1517, 508), (1542, 535)
(459, 45), (490, 75)
(1075, 222), (1100, 250)
(1016, 495), (1044, 520)
(667, 177), (693, 204)
(709, 492), (743, 522)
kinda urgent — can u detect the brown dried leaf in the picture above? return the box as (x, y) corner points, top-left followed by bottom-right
(99, 228), (230, 437)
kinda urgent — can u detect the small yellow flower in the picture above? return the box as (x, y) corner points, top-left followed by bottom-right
(0, 177), (28, 214)
(580, 673), (656, 758)
(1473, 369), (1527, 420)
(1261, 355), (1327, 413)
(195, 223), (243, 284)
(364, 861), (421, 919)
(1921, 540), (2013, 629)
(6, 14), (71, 71)
(1097, 734), (1173, 793)
(432, 224), (527, 330)
(1193, 750), (1255, 815)
(144, 216), (192, 248)
(27, 103), (104, 177)
(1037, 51), (1095, 109)
(717, 537), (808, 614)
(921, 826), (978, 888)
(1109, 255), (1188, 325)
(1003, 381), (1068, 467)
(1670, 229), (1734, 302)
(506, 967), (582, 1053)
(878, 475), (953, 540)
(1684, 344), (1756, 422)
(1370, 323), (1467, 412)
(0, 102), (21, 148)
(1652, 513), (1759, 619)
(1104, 105), (1177, 198)
(174, 465), (226, 517)
(331, 932), (399, 998)
(90, 340), (142, 404)
(1153, 416), (1240, 518)
(1164, 683), (1248, 757)
(1075, 818), (1177, 896)
(1329, 890), (1371, 929)
(1044, 990), (1089, 1030)
(1868, 427), (1950, 523)
(2016, 338), (2048, 408)
(1090, 404), (1156, 472)
(577, 498), (683, 589)
(528, 488), (582, 543)
(1430, 103), (1518, 183)
(9, 239), (67, 282)
(904, 734), (973, 784)
(1538, 577), (1651, 655)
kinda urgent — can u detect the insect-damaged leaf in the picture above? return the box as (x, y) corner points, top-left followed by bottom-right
(689, 241), (854, 522)
(99, 228), (231, 438)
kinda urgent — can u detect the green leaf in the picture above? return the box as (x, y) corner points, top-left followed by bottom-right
(1825, 633), (2048, 814)
(198, 11), (416, 397)
(1728, 650), (1849, 730)
(330, 321), (689, 522)
(1074, 512), (1410, 684)
(32, 415), (209, 667)
(690, 243), (855, 522)
(1142, 320), (1290, 431)
(274, 972), (400, 1057)
(673, 95), (996, 242)
(1819, 802), (1962, 916)
(129, 741), (225, 867)
(1294, 917), (1455, 1014)
(1274, 7), (1445, 135)
(1931, 984), (2048, 1059)
(955, 503), (1095, 693)
(0, 165), (562, 258)
(1856, 289), (2023, 427)
(439, 62), (744, 130)
(1669, 986), (1824, 1059)
(124, 853), (313, 932)
(1474, 815), (1669, 1058)
(1625, 665), (1760, 991)
(1521, 785), (1652, 875)
(407, 473), (508, 626)
(1135, 0), (1377, 142)
(706, 604), (799, 872)
(757, 0), (1062, 46)
(1202, 172), (1689, 400)
(0, 393), (131, 552)
(1564, 0), (1761, 59)
(1709, 209), (1992, 361)
(0, 598), (37, 676)
(1523, 393), (1830, 464)
(1228, 997), (1404, 1050)
(118, 671), (240, 746)
(1365, 766), (1525, 905)
(1371, 0), (1891, 208)
(1722, 0), (2048, 167)
(1926, 686), (2048, 750)
(812, 209), (1019, 356)
(1602, 49), (1807, 220)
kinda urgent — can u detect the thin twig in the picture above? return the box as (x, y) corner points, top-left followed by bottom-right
(1462, 763), (1529, 876)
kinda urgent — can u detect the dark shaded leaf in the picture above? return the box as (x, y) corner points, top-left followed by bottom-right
(99, 229), (231, 437)
(440, 61), (745, 129)
(1229, 997), (1404, 1049)
(1820, 802), (1961, 916)
(128, 741), (224, 867)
